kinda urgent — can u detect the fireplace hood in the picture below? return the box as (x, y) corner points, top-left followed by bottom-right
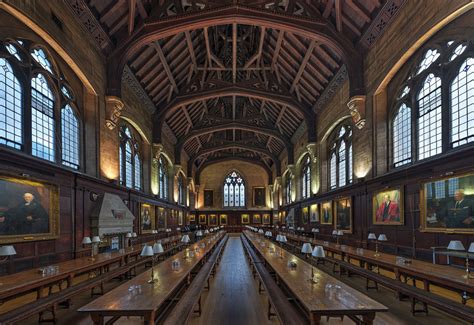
(90, 193), (135, 236)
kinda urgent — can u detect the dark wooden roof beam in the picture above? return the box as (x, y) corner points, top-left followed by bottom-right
(150, 41), (179, 93)
(290, 40), (317, 93)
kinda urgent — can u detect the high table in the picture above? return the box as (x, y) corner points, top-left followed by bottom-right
(244, 231), (387, 324)
(0, 234), (182, 306)
(281, 232), (474, 300)
(78, 231), (225, 324)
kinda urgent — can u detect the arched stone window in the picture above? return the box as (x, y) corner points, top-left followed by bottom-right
(159, 156), (169, 200)
(301, 155), (311, 199)
(329, 124), (352, 190)
(223, 171), (245, 207)
(119, 125), (142, 190)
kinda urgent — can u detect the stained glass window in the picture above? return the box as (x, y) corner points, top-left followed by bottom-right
(416, 49), (440, 75)
(223, 171), (245, 207)
(451, 58), (474, 148)
(5, 43), (22, 61)
(450, 44), (467, 61)
(31, 73), (55, 162)
(417, 74), (442, 160)
(393, 104), (412, 167)
(301, 155), (311, 199)
(329, 125), (352, 190)
(0, 58), (22, 149)
(61, 105), (79, 169)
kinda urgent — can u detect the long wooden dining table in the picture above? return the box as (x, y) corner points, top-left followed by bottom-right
(244, 231), (387, 324)
(78, 231), (226, 324)
(281, 232), (474, 299)
(0, 234), (182, 307)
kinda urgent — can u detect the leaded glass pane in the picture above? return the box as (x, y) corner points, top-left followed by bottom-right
(416, 49), (440, 75)
(450, 44), (467, 61)
(224, 184), (228, 206)
(434, 180), (445, 199)
(61, 105), (79, 169)
(330, 153), (337, 190)
(125, 141), (133, 188)
(31, 74), (55, 162)
(448, 178), (459, 197)
(5, 44), (22, 61)
(31, 48), (53, 74)
(0, 58), (22, 149)
(451, 58), (474, 148)
(348, 144), (353, 184)
(240, 184), (245, 206)
(223, 171), (245, 207)
(418, 74), (442, 160)
(119, 146), (123, 184)
(393, 104), (412, 167)
(229, 184), (234, 206)
(134, 154), (141, 190)
(338, 141), (346, 187)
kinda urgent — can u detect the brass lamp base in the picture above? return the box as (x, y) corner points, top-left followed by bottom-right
(373, 253), (381, 257)
(463, 273), (474, 280)
(148, 278), (158, 284)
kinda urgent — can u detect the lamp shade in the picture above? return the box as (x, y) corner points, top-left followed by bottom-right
(196, 230), (203, 237)
(377, 234), (388, 241)
(0, 245), (16, 256)
(276, 234), (282, 242)
(281, 236), (287, 243)
(301, 243), (313, 254)
(332, 230), (338, 236)
(258, 229), (264, 234)
(181, 235), (190, 243)
(82, 237), (92, 244)
(312, 246), (325, 258)
(314, 228), (320, 233)
(132, 232), (137, 238)
(153, 243), (164, 254)
(140, 245), (154, 257)
(367, 233), (376, 240)
(265, 231), (272, 237)
(126, 232), (132, 238)
(91, 236), (101, 243)
(447, 240), (465, 251)
(337, 230), (344, 236)
(204, 230), (209, 234)
(469, 243), (474, 253)
(176, 227), (181, 231)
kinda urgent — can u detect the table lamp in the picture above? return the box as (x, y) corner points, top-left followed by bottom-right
(196, 230), (203, 237)
(312, 228), (320, 239)
(301, 243), (313, 260)
(181, 234), (191, 245)
(204, 229), (209, 235)
(311, 246), (325, 283)
(465, 243), (474, 279)
(258, 229), (264, 235)
(153, 242), (164, 255)
(0, 245), (17, 262)
(141, 245), (156, 283)
(90, 236), (101, 261)
(82, 237), (93, 259)
(335, 230), (343, 246)
(368, 233), (377, 255)
(377, 234), (387, 256)
(265, 231), (272, 238)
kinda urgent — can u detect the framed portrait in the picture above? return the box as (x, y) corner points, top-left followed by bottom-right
(334, 197), (352, 233)
(263, 213), (271, 225)
(204, 189), (213, 207)
(199, 214), (207, 224)
(421, 173), (474, 233)
(0, 175), (59, 244)
(140, 203), (155, 233)
(178, 210), (183, 226)
(188, 214), (195, 222)
(373, 187), (404, 225)
(209, 214), (218, 226)
(157, 207), (166, 229)
(310, 204), (319, 223)
(241, 214), (250, 224)
(253, 187), (266, 207)
(253, 213), (261, 224)
(273, 212), (279, 224)
(220, 214), (228, 225)
(302, 207), (309, 224)
(320, 201), (333, 225)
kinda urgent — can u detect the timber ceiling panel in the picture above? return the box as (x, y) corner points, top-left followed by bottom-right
(69, 0), (404, 172)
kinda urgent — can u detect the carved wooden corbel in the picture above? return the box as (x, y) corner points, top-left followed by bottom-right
(105, 96), (124, 130)
(347, 95), (366, 129)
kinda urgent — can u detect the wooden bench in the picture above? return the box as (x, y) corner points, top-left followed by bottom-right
(163, 234), (229, 325)
(0, 241), (188, 325)
(241, 235), (307, 325)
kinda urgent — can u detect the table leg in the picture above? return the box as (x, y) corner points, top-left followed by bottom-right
(310, 313), (321, 325)
(145, 311), (155, 325)
(362, 312), (375, 325)
(90, 314), (104, 325)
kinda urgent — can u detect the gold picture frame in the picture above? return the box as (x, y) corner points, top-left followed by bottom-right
(253, 187), (266, 207)
(140, 203), (156, 234)
(262, 213), (271, 225)
(199, 214), (207, 224)
(220, 214), (228, 225)
(188, 214), (195, 222)
(302, 206), (309, 224)
(334, 197), (352, 233)
(0, 175), (59, 244)
(420, 172), (474, 234)
(252, 213), (261, 224)
(372, 187), (404, 225)
(209, 214), (218, 226)
(310, 204), (319, 223)
(320, 201), (333, 225)
(241, 213), (250, 224)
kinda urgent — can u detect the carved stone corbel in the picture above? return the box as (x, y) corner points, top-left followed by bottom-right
(306, 143), (318, 163)
(173, 165), (183, 177)
(274, 176), (282, 191)
(187, 177), (195, 192)
(286, 164), (295, 179)
(347, 95), (366, 129)
(153, 143), (164, 162)
(105, 96), (124, 130)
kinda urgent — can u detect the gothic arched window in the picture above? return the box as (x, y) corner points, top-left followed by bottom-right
(301, 155), (311, 199)
(119, 125), (142, 190)
(223, 171), (245, 207)
(329, 124), (352, 190)
(390, 37), (474, 168)
(178, 173), (186, 205)
(159, 157), (169, 200)
(285, 174), (292, 204)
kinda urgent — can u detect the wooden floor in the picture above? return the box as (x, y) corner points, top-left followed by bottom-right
(18, 233), (468, 324)
(188, 235), (278, 325)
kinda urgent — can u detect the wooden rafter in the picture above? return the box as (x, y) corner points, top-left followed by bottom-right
(128, 0), (136, 35)
(151, 41), (178, 93)
(232, 23), (237, 83)
(185, 31), (197, 74)
(335, 0), (343, 32)
(271, 30), (284, 73)
(290, 40), (317, 93)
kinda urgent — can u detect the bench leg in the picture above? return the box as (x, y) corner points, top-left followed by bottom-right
(267, 299), (277, 320)
(258, 280), (264, 294)
(362, 312), (375, 325)
(194, 296), (202, 316)
(365, 278), (378, 291)
(38, 304), (57, 324)
(411, 298), (429, 315)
